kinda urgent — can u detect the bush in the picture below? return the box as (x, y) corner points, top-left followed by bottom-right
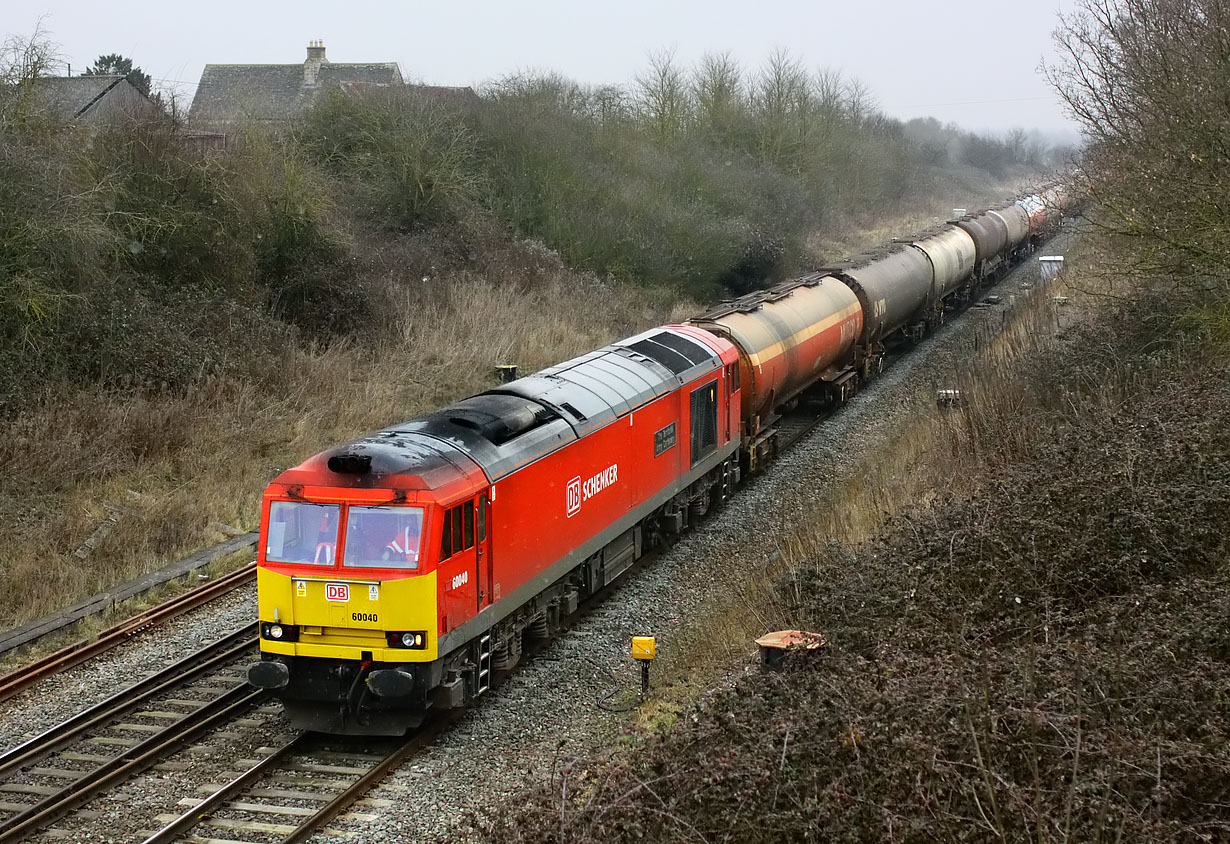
(298, 87), (483, 231)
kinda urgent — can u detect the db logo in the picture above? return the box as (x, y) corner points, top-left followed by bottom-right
(325, 583), (349, 602)
(566, 476), (582, 518)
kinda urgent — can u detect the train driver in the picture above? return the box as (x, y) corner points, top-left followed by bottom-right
(383, 520), (420, 568)
(314, 508), (337, 564)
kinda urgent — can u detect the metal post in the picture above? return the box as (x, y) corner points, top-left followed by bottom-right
(640, 661), (649, 701)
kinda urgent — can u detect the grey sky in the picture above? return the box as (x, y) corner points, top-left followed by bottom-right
(9, 0), (1078, 138)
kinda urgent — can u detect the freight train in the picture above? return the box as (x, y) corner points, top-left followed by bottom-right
(247, 185), (1078, 734)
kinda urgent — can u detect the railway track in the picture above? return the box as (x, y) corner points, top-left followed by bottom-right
(141, 712), (463, 844)
(0, 562), (257, 704)
(0, 626), (262, 843)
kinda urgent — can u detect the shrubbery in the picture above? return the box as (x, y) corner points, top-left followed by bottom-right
(0, 36), (1048, 410)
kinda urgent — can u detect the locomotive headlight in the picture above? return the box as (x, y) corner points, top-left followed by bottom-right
(261, 622), (299, 642)
(388, 631), (428, 649)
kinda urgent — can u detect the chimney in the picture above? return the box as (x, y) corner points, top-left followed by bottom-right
(304, 40), (328, 86)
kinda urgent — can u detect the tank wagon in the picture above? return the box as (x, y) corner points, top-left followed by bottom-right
(821, 244), (935, 351)
(954, 210), (1010, 282)
(906, 226), (978, 310)
(988, 202), (1031, 264)
(688, 273), (861, 472)
(249, 182), (1081, 734)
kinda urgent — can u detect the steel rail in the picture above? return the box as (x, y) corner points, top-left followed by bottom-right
(279, 713), (463, 844)
(139, 711), (466, 844)
(139, 733), (311, 844)
(0, 561), (257, 703)
(0, 625), (257, 780)
(0, 682), (268, 843)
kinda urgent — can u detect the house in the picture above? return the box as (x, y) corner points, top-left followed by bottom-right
(22, 75), (162, 123)
(189, 41), (478, 133)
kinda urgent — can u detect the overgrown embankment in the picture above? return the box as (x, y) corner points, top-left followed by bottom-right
(476, 253), (1230, 843)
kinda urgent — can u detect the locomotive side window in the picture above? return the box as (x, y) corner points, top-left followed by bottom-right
(439, 500), (478, 561)
(451, 503), (464, 552)
(727, 362), (739, 392)
(478, 494), (487, 541)
(690, 381), (719, 465)
(440, 508), (453, 559)
(343, 505), (424, 569)
(266, 501), (339, 566)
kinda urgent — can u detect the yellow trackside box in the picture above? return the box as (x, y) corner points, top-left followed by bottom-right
(632, 636), (656, 660)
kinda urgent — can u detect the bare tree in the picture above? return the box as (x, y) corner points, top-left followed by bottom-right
(842, 77), (878, 124)
(692, 51), (745, 146)
(635, 50), (690, 143)
(0, 20), (60, 126)
(1048, 0), (1230, 282)
(752, 49), (812, 168)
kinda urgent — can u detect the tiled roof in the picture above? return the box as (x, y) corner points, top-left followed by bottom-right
(28, 75), (126, 119)
(189, 60), (403, 128)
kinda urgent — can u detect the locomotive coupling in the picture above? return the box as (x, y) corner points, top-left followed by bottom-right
(367, 667), (415, 698)
(247, 659), (290, 689)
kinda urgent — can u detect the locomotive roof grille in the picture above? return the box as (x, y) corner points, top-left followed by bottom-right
(626, 338), (692, 374)
(626, 332), (713, 375)
(439, 394), (557, 446)
(650, 331), (713, 365)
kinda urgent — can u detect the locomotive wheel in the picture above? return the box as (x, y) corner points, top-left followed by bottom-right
(689, 492), (711, 520)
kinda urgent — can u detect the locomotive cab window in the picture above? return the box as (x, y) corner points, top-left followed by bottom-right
(343, 505), (424, 570)
(265, 501), (339, 566)
(690, 381), (719, 465)
(439, 499), (477, 560)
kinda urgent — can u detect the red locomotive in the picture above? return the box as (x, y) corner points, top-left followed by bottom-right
(249, 326), (742, 734)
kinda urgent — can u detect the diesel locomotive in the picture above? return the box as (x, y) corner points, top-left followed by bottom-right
(247, 185), (1077, 734)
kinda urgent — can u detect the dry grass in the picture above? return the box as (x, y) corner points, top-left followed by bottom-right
(0, 245), (685, 629)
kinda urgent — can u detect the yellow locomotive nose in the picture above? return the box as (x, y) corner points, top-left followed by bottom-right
(257, 567), (440, 663)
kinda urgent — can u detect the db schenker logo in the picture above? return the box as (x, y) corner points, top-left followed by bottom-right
(566, 477), (582, 517)
(566, 464), (619, 518)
